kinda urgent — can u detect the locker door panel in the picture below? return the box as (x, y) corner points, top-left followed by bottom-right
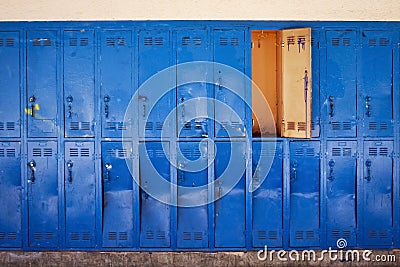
(281, 28), (312, 138)
(361, 31), (393, 137)
(324, 30), (357, 137)
(289, 141), (320, 247)
(65, 142), (96, 247)
(101, 142), (134, 248)
(214, 29), (246, 138)
(100, 31), (133, 138)
(214, 142), (246, 247)
(139, 142), (171, 247)
(252, 142), (283, 248)
(138, 30), (174, 138)
(177, 142), (208, 248)
(27, 31), (58, 137)
(0, 142), (21, 247)
(64, 30), (95, 137)
(28, 141), (59, 247)
(361, 141), (393, 246)
(326, 141), (357, 247)
(0, 32), (20, 138)
(176, 29), (211, 138)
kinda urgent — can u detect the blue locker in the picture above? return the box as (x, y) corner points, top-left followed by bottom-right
(27, 31), (58, 138)
(100, 31), (133, 138)
(326, 141), (357, 247)
(311, 30), (320, 138)
(27, 141), (59, 247)
(65, 142), (96, 247)
(361, 141), (393, 246)
(0, 32), (20, 138)
(360, 31), (393, 137)
(138, 30), (174, 138)
(214, 142), (246, 247)
(214, 29), (246, 138)
(101, 142), (134, 248)
(63, 30), (95, 138)
(0, 142), (21, 247)
(289, 141), (320, 247)
(139, 142), (171, 247)
(177, 142), (208, 248)
(176, 29), (211, 138)
(252, 142), (283, 248)
(323, 30), (357, 137)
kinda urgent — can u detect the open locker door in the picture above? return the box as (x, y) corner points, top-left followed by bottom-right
(280, 28), (312, 138)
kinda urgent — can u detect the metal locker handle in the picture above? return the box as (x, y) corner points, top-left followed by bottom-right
(27, 160), (36, 183)
(104, 163), (112, 182)
(327, 159), (335, 182)
(67, 160), (73, 183)
(29, 96), (36, 117)
(178, 171), (185, 183)
(66, 95), (73, 118)
(328, 96), (334, 117)
(364, 159), (372, 182)
(104, 95), (110, 119)
(365, 96), (371, 117)
(290, 161), (298, 181)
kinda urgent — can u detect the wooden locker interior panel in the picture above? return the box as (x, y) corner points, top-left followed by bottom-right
(280, 28), (312, 138)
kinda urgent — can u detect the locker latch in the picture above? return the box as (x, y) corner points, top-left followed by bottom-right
(29, 96), (36, 117)
(365, 96), (371, 117)
(104, 163), (112, 182)
(66, 95), (73, 118)
(139, 95), (148, 118)
(327, 159), (335, 182)
(27, 160), (36, 183)
(104, 95), (110, 119)
(328, 96), (334, 118)
(364, 159), (372, 182)
(290, 161), (298, 181)
(67, 160), (73, 183)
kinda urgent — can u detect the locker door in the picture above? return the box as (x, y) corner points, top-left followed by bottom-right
(176, 29), (211, 138)
(361, 141), (393, 246)
(138, 30), (174, 138)
(177, 142), (208, 248)
(324, 30), (357, 137)
(289, 141), (320, 247)
(252, 142), (283, 248)
(214, 29), (246, 138)
(27, 31), (58, 137)
(214, 142), (246, 247)
(326, 141), (357, 247)
(311, 29), (320, 137)
(139, 142), (171, 247)
(63, 30), (95, 137)
(101, 142), (134, 248)
(27, 141), (59, 247)
(65, 142), (96, 247)
(0, 32), (20, 138)
(100, 31), (133, 138)
(360, 31), (393, 137)
(0, 142), (21, 247)
(280, 28), (312, 138)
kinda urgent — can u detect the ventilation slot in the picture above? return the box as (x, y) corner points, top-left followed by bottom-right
(368, 38), (377, 46)
(144, 37), (152, 46)
(80, 38), (89, 46)
(0, 149), (4, 157)
(157, 231), (166, 240)
(106, 37), (115, 46)
(311, 38), (315, 47)
(342, 148), (352, 157)
(45, 232), (54, 240)
(117, 123), (127, 131)
(219, 37), (228, 46)
(368, 147), (378, 156)
(295, 148), (304, 157)
(182, 37), (190, 46)
(287, 122), (295, 131)
(369, 122), (377, 130)
(0, 233), (5, 240)
(183, 232), (191, 240)
(332, 122), (340, 130)
(156, 122), (163, 131)
(295, 231), (303, 240)
(343, 122), (351, 130)
(306, 148), (315, 157)
(343, 38), (351, 46)
(8, 232), (16, 240)
(332, 148), (341, 157)
(118, 149), (127, 158)
(269, 231), (278, 240)
(379, 38), (389, 46)
(297, 122), (306, 131)
(33, 148), (42, 157)
(70, 122), (79, 131)
(182, 148), (192, 157)
(332, 38), (340, 46)
(0, 122), (3, 130)
(43, 148), (52, 157)
(192, 148), (201, 159)
(332, 230), (340, 239)
(6, 149), (15, 158)
(231, 37), (239, 46)
(379, 231), (387, 238)
(380, 123), (388, 130)
(82, 232), (90, 240)
(257, 231), (266, 240)
(70, 148), (79, 157)
(260, 148), (276, 157)
(6, 122), (15, 131)
(81, 122), (91, 131)
(43, 38), (52, 46)
(117, 37), (126, 46)
(69, 38), (78, 46)
(32, 38), (41, 46)
(287, 36), (295, 47)
(193, 37), (201, 46)
(34, 232), (43, 240)
(119, 232), (128, 240)
(379, 147), (388, 156)
(306, 231), (314, 240)
(108, 232), (117, 240)
(80, 148), (90, 157)
(4, 38), (15, 47)
(0, 38), (2, 46)
(368, 230), (377, 239)
(155, 149), (165, 158)
(193, 232), (203, 240)
(154, 37), (163, 46)
(343, 230), (351, 239)
(70, 233), (79, 240)
(145, 231), (154, 240)
(145, 122), (153, 131)
(106, 122), (116, 129)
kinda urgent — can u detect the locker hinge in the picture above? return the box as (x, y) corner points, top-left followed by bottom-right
(95, 153), (101, 160)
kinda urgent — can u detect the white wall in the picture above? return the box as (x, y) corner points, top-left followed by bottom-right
(0, 0), (399, 21)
